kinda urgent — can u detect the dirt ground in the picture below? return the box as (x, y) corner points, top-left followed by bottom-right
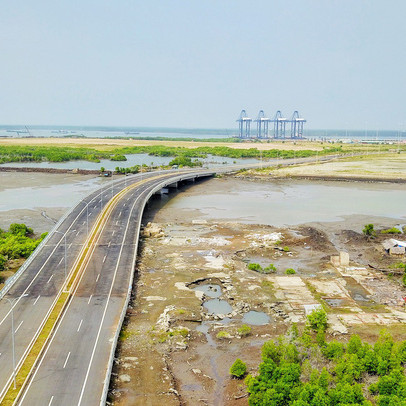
(108, 188), (406, 405)
(240, 153), (406, 181)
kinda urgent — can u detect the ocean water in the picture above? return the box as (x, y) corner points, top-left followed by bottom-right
(0, 125), (405, 141)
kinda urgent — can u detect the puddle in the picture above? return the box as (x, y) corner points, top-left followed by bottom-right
(242, 311), (270, 325)
(324, 298), (343, 307)
(193, 284), (222, 298)
(343, 277), (375, 306)
(203, 299), (232, 315)
(219, 317), (231, 325)
(354, 293), (370, 302)
(196, 322), (216, 347)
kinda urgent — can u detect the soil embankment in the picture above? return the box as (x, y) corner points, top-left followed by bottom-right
(0, 166), (101, 175)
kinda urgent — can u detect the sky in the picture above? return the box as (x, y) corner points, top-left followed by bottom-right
(0, 0), (405, 130)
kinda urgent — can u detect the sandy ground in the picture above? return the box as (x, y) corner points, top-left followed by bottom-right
(108, 178), (406, 406)
(240, 153), (406, 181)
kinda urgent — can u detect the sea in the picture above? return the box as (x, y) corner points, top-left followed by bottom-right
(0, 125), (405, 143)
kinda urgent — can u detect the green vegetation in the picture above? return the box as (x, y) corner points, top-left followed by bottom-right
(0, 224), (47, 271)
(392, 263), (406, 287)
(248, 263), (263, 272)
(152, 327), (190, 343)
(381, 227), (402, 234)
(363, 224), (376, 238)
(168, 155), (202, 167)
(286, 268), (296, 275)
(230, 358), (247, 378)
(238, 324), (252, 337)
(246, 311), (406, 406)
(0, 145), (111, 164)
(283, 246), (290, 252)
(217, 330), (231, 339)
(307, 308), (328, 332)
(248, 263), (277, 274)
(110, 154), (127, 161)
(0, 144), (345, 166)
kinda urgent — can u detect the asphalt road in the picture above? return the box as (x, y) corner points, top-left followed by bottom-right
(0, 154), (343, 404)
(1, 170), (214, 406)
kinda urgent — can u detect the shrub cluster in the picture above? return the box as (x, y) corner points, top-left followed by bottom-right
(245, 311), (406, 405)
(0, 224), (46, 271)
(248, 263), (277, 274)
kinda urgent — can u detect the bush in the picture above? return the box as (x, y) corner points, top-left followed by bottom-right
(230, 358), (247, 378)
(9, 223), (33, 236)
(0, 254), (6, 271)
(238, 324), (252, 337)
(381, 227), (401, 234)
(216, 331), (231, 339)
(248, 263), (262, 272)
(363, 224), (376, 238)
(307, 308), (328, 332)
(263, 264), (277, 273)
(286, 268), (296, 275)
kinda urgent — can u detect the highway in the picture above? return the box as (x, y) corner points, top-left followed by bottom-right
(0, 153), (347, 404)
(0, 169), (213, 405)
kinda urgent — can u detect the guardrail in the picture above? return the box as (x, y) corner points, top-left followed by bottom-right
(99, 171), (214, 405)
(0, 196), (85, 301)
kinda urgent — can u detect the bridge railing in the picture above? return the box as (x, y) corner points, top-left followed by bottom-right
(99, 170), (214, 406)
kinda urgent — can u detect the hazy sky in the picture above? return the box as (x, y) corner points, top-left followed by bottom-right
(0, 1), (405, 130)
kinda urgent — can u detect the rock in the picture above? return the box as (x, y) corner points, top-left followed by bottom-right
(192, 368), (202, 374)
(118, 374), (131, 383)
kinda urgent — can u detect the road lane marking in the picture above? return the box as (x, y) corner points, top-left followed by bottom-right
(103, 255), (106, 263)
(68, 243), (72, 250)
(96, 274), (100, 282)
(89, 211), (92, 216)
(33, 295), (41, 306)
(77, 319), (83, 332)
(108, 241), (111, 247)
(63, 352), (71, 368)
(116, 221), (119, 225)
(83, 221), (86, 225)
(57, 257), (64, 266)
(77, 187), (144, 406)
(48, 396), (54, 406)
(15, 172), (182, 404)
(76, 230), (80, 237)
(87, 295), (93, 304)
(15, 321), (24, 333)
(123, 203), (126, 207)
(119, 211), (122, 217)
(47, 275), (53, 283)
(112, 231), (115, 237)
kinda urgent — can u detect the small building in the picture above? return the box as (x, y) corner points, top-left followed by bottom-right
(383, 239), (406, 255)
(390, 246), (406, 256)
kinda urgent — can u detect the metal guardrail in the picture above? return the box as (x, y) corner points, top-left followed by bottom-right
(0, 172), (138, 301)
(0, 196), (86, 301)
(99, 171), (214, 405)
